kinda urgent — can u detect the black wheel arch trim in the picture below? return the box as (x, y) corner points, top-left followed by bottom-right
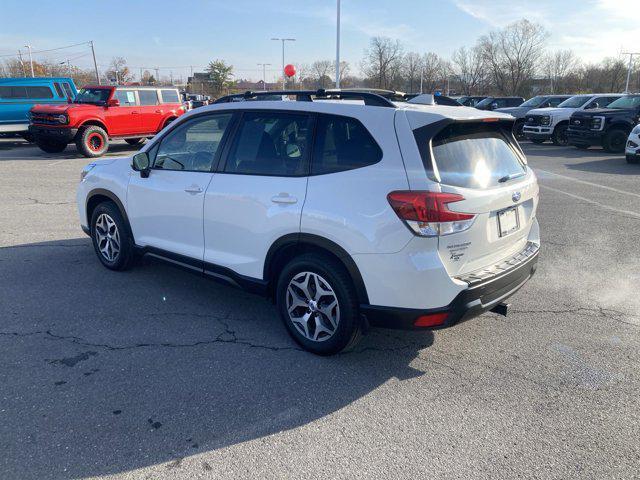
(85, 188), (134, 241)
(264, 233), (369, 304)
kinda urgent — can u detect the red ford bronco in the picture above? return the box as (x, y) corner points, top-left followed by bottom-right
(29, 85), (185, 157)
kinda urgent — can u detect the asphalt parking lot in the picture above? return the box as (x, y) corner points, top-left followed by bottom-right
(1, 138), (639, 479)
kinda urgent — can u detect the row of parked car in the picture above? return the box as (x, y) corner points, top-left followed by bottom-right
(455, 93), (640, 163)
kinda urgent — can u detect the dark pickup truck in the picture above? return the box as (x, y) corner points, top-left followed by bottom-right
(566, 95), (640, 153)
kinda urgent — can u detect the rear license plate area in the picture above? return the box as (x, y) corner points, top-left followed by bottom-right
(498, 206), (520, 237)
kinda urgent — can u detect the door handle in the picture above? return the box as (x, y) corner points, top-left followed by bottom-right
(271, 193), (297, 204)
(155, 110), (163, 113)
(131, 111), (139, 114)
(184, 186), (203, 194)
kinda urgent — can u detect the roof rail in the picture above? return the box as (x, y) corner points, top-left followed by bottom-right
(213, 89), (397, 108)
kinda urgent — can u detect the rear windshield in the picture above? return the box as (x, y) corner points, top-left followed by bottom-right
(420, 123), (526, 189)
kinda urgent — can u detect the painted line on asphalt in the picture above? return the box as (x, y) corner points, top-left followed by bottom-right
(535, 168), (640, 199)
(540, 184), (640, 219)
(47, 159), (70, 166)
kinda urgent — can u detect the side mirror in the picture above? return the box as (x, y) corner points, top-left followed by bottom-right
(132, 152), (150, 178)
(587, 102), (599, 109)
(107, 98), (120, 107)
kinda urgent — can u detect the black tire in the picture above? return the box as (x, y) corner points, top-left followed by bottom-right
(626, 155), (639, 164)
(90, 201), (135, 271)
(21, 132), (34, 143)
(276, 253), (362, 355)
(551, 124), (569, 146)
(76, 125), (109, 158)
(530, 138), (546, 144)
(602, 129), (628, 153)
(573, 144), (590, 150)
(125, 137), (145, 146)
(35, 138), (67, 153)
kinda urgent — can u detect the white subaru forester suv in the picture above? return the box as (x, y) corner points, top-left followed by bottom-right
(77, 90), (540, 355)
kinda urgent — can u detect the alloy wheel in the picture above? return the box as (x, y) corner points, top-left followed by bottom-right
(95, 213), (120, 262)
(286, 271), (340, 342)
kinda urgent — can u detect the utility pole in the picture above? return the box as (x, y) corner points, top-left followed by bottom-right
(17, 50), (26, 76)
(420, 68), (423, 94)
(89, 41), (100, 84)
(24, 45), (34, 77)
(170, 71), (173, 85)
(139, 67), (143, 84)
(335, 0), (341, 88)
(154, 67), (160, 85)
(622, 52), (640, 93)
(271, 37), (295, 89)
(257, 63), (271, 91)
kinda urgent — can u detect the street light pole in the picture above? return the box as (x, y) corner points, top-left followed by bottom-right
(622, 52), (640, 93)
(24, 45), (34, 77)
(336, 0), (341, 88)
(271, 37), (295, 89)
(258, 63), (271, 91)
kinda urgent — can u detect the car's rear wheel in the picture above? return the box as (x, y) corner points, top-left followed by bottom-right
(530, 138), (545, 144)
(552, 124), (569, 146)
(77, 125), (109, 158)
(90, 201), (135, 271)
(35, 138), (67, 153)
(276, 253), (362, 355)
(602, 129), (628, 153)
(125, 137), (145, 146)
(513, 120), (525, 141)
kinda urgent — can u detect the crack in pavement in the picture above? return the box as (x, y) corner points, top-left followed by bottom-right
(510, 305), (639, 328)
(22, 197), (74, 206)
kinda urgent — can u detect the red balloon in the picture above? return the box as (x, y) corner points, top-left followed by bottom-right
(284, 64), (296, 78)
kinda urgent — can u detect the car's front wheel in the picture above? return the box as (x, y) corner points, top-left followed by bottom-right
(276, 253), (362, 355)
(77, 125), (109, 158)
(90, 202), (135, 270)
(603, 129), (627, 153)
(552, 124), (569, 146)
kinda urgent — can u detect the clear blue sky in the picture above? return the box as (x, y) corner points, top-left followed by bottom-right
(0, 0), (636, 82)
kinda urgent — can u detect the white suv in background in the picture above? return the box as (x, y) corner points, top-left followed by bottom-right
(77, 90), (540, 355)
(626, 124), (640, 164)
(523, 93), (621, 145)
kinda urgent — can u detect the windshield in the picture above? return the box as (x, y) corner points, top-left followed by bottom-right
(520, 96), (546, 107)
(74, 88), (111, 105)
(607, 96), (640, 109)
(474, 97), (495, 108)
(558, 95), (591, 108)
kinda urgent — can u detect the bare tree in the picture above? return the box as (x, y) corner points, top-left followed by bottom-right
(479, 19), (548, 96)
(106, 57), (133, 84)
(421, 52), (446, 93)
(402, 52), (422, 93)
(451, 45), (487, 95)
(544, 50), (579, 93)
(311, 60), (333, 88)
(361, 37), (404, 89)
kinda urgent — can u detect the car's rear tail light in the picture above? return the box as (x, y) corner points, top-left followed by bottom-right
(414, 312), (449, 327)
(387, 191), (476, 236)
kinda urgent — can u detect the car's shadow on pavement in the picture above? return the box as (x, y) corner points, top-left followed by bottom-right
(0, 138), (140, 160)
(0, 238), (434, 479)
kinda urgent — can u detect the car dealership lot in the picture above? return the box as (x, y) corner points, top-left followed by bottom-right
(1, 139), (639, 479)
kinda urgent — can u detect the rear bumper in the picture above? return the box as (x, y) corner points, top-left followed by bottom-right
(566, 128), (602, 146)
(29, 125), (77, 143)
(361, 242), (539, 330)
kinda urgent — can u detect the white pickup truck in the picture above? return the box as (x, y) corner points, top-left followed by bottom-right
(522, 94), (621, 145)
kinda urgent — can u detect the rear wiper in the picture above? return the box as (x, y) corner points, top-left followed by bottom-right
(498, 171), (526, 183)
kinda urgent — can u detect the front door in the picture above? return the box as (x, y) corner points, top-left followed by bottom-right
(107, 88), (141, 135)
(203, 110), (313, 279)
(127, 112), (235, 262)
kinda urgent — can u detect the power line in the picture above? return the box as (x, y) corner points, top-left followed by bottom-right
(0, 41), (92, 58)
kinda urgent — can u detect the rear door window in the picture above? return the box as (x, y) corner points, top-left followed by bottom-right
(312, 114), (382, 174)
(223, 111), (312, 177)
(62, 82), (74, 98)
(138, 90), (158, 106)
(160, 89), (180, 103)
(53, 83), (64, 97)
(418, 122), (526, 189)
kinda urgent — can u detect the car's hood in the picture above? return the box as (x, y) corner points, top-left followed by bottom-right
(494, 106), (529, 117)
(526, 107), (571, 116)
(30, 103), (101, 114)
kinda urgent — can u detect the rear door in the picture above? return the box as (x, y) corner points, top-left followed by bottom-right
(202, 109), (313, 279)
(406, 114), (538, 276)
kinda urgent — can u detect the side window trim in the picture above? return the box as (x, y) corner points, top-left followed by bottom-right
(217, 109), (315, 177)
(149, 111), (239, 173)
